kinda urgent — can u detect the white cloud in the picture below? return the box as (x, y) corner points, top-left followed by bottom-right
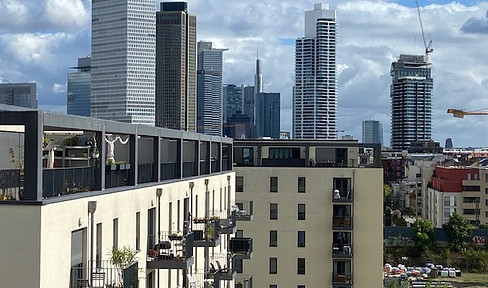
(52, 83), (66, 94)
(2, 0), (488, 148)
(0, 0), (29, 29)
(42, 0), (90, 32)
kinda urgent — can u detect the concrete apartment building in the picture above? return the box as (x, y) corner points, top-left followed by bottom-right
(0, 82), (37, 108)
(233, 139), (384, 288)
(427, 165), (488, 227)
(0, 106), (253, 288)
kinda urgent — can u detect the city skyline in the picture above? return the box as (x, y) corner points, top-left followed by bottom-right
(1, 0), (488, 146)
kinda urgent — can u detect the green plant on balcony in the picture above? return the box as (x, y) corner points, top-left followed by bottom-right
(108, 246), (137, 288)
(205, 222), (215, 240)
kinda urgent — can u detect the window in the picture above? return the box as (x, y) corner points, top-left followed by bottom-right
(235, 258), (243, 273)
(113, 218), (118, 249)
(298, 231), (305, 247)
(270, 177), (278, 192)
(270, 230), (277, 247)
(270, 285), (277, 288)
(136, 212), (140, 250)
(298, 177), (306, 193)
(297, 258), (305, 274)
(236, 176), (244, 192)
(270, 203), (278, 220)
(269, 257), (277, 274)
(236, 284), (243, 288)
(236, 230), (243, 237)
(96, 223), (102, 268)
(298, 204), (306, 220)
(298, 285), (305, 288)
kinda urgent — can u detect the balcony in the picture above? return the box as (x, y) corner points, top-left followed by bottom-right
(235, 201), (254, 221)
(146, 232), (194, 269)
(332, 244), (352, 258)
(230, 237), (253, 259)
(70, 260), (138, 288)
(333, 216), (352, 230)
(192, 220), (221, 247)
(205, 253), (237, 286)
(332, 188), (353, 202)
(220, 210), (237, 234)
(332, 272), (352, 286)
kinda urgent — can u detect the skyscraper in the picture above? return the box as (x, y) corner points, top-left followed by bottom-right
(255, 92), (280, 139)
(293, 3), (337, 139)
(156, 2), (196, 131)
(362, 120), (383, 146)
(196, 41), (227, 136)
(0, 82), (37, 108)
(67, 57), (91, 117)
(390, 54), (433, 150)
(91, 0), (156, 125)
(223, 84), (244, 123)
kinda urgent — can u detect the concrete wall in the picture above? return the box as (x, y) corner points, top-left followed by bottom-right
(0, 172), (234, 288)
(234, 166), (383, 288)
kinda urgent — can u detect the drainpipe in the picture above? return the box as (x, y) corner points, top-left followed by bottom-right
(88, 201), (97, 283)
(156, 188), (162, 288)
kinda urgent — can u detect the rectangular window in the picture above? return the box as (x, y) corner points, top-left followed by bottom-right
(485, 173), (488, 183)
(270, 177), (278, 192)
(297, 258), (305, 274)
(298, 286), (305, 288)
(298, 231), (305, 247)
(298, 177), (306, 193)
(485, 199), (488, 206)
(236, 176), (244, 192)
(236, 230), (243, 238)
(136, 212), (140, 250)
(235, 258), (243, 273)
(270, 203), (278, 220)
(270, 230), (278, 247)
(298, 204), (306, 220)
(269, 257), (277, 274)
(270, 285), (277, 288)
(96, 223), (102, 268)
(113, 218), (118, 249)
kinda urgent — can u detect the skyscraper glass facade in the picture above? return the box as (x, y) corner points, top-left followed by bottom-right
(91, 0), (156, 125)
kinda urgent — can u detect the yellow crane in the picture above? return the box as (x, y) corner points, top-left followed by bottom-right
(447, 108), (488, 118)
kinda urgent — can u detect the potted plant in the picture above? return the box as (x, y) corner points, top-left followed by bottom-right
(205, 222), (215, 240)
(168, 233), (182, 241)
(109, 246), (137, 287)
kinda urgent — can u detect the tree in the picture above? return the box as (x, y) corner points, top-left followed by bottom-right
(443, 212), (470, 252)
(412, 218), (435, 252)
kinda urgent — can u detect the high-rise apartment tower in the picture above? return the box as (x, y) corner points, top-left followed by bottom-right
(91, 0), (155, 125)
(156, 2), (197, 131)
(390, 54), (433, 150)
(196, 41), (227, 136)
(293, 3), (337, 139)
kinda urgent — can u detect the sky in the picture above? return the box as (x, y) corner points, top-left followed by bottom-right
(1, 0), (488, 148)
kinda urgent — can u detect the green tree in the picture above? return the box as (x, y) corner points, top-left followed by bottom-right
(412, 218), (435, 252)
(443, 212), (470, 252)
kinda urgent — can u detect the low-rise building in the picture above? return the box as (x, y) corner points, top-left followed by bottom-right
(0, 106), (251, 288)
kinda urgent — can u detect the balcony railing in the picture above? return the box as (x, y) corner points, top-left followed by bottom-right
(42, 167), (93, 198)
(147, 231), (194, 269)
(206, 253), (237, 286)
(230, 237), (253, 259)
(332, 189), (353, 202)
(235, 202), (253, 221)
(332, 216), (352, 230)
(70, 260), (138, 288)
(332, 272), (353, 285)
(0, 169), (22, 200)
(332, 244), (352, 257)
(192, 220), (221, 247)
(220, 210), (237, 234)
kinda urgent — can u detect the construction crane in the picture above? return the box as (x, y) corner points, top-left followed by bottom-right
(415, 0), (433, 64)
(447, 108), (488, 118)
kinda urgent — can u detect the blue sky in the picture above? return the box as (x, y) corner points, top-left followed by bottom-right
(1, 0), (488, 147)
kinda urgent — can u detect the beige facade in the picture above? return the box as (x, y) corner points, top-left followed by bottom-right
(233, 140), (384, 288)
(0, 171), (235, 288)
